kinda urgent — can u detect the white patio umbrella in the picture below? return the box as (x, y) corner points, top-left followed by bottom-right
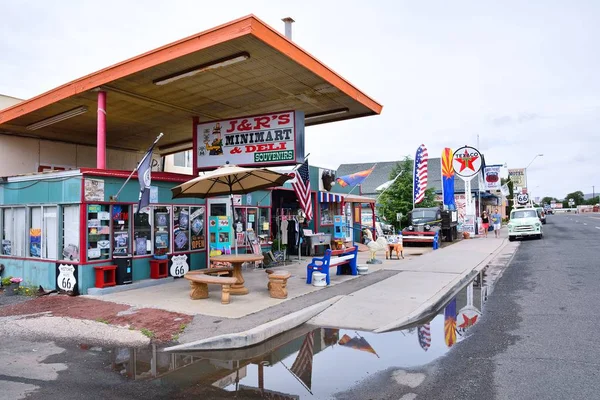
(171, 164), (292, 254)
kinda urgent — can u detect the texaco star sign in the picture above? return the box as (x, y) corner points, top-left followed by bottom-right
(452, 146), (482, 178)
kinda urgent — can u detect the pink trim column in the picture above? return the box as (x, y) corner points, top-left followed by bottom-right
(97, 91), (107, 169)
(370, 203), (376, 239)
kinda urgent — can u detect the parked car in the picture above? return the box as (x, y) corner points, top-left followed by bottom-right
(361, 213), (393, 234)
(508, 208), (543, 241)
(535, 207), (547, 224)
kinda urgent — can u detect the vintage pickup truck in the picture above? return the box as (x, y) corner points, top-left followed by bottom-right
(402, 207), (458, 245)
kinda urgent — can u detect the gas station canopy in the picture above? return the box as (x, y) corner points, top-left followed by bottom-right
(0, 15), (382, 155)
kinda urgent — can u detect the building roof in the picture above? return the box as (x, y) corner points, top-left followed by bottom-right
(0, 15), (382, 155)
(336, 158), (482, 196)
(336, 161), (399, 196)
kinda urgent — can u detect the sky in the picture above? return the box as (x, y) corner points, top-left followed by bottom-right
(1, 0), (599, 199)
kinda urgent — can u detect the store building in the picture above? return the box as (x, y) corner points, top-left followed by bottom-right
(0, 15), (382, 293)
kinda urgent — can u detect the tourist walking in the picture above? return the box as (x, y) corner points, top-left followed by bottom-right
(481, 211), (490, 238)
(492, 208), (502, 238)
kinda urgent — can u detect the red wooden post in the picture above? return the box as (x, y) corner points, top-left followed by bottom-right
(97, 91), (107, 169)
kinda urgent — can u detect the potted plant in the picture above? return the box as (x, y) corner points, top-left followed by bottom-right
(1, 276), (12, 289)
(5, 277), (22, 296)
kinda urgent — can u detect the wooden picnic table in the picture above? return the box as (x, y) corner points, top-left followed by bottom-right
(210, 253), (264, 295)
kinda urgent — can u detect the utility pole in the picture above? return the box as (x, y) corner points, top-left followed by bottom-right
(594, 186), (596, 202)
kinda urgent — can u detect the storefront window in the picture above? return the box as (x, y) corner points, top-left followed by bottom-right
(247, 208), (258, 233)
(133, 206), (152, 256)
(154, 206), (171, 256)
(62, 205), (80, 262)
(2, 208), (14, 256)
(234, 207), (247, 245)
(173, 206), (190, 252)
(44, 206), (58, 259)
(87, 204), (111, 261)
(190, 207), (205, 251)
(320, 203), (337, 225)
(112, 204), (131, 256)
(28, 206), (58, 259)
(344, 203), (353, 240)
(258, 208), (270, 243)
(30, 207), (42, 257)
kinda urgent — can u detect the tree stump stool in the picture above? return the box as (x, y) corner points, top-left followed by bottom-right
(265, 269), (292, 299)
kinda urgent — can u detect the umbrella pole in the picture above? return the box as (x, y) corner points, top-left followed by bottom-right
(230, 193), (238, 255)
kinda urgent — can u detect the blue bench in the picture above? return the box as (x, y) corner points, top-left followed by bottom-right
(306, 246), (358, 285)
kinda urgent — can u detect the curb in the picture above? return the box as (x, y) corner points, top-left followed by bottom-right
(163, 295), (343, 352)
(373, 237), (512, 333)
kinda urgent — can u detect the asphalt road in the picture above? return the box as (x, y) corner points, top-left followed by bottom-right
(363, 212), (600, 400)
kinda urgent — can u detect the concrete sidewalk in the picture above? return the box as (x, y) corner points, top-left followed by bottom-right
(169, 230), (515, 350)
(309, 230), (514, 332)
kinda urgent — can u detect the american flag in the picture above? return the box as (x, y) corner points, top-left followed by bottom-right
(413, 144), (429, 204)
(417, 324), (431, 351)
(291, 160), (313, 220)
(290, 331), (315, 391)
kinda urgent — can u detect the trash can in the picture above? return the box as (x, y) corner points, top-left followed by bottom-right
(114, 256), (133, 285)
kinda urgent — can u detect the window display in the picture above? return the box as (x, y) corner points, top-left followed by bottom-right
(234, 207), (247, 245)
(258, 208), (270, 243)
(320, 203), (337, 225)
(2, 208), (13, 255)
(62, 205), (80, 262)
(154, 206), (171, 256)
(111, 204), (131, 256)
(173, 206), (190, 252)
(133, 206), (152, 256)
(190, 207), (205, 251)
(2, 208), (26, 257)
(87, 204), (111, 260)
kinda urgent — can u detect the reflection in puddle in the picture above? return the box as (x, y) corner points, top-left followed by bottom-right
(101, 268), (493, 399)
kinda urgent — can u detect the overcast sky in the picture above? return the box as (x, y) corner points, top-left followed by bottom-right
(1, 0), (598, 199)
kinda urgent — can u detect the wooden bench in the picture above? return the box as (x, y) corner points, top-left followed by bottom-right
(184, 267), (237, 304)
(306, 246), (358, 285)
(265, 269), (292, 299)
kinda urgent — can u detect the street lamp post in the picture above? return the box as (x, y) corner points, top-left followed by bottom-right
(525, 153), (544, 190)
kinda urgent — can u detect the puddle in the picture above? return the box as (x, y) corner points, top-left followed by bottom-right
(84, 267), (495, 399)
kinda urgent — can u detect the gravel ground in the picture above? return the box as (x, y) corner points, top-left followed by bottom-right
(0, 294), (193, 343)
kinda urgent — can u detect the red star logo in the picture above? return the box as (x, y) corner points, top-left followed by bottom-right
(454, 150), (479, 172)
(458, 314), (478, 329)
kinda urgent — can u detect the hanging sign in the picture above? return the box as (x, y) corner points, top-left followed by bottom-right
(170, 254), (190, 278)
(508, 168), (526, 188)
(483, 166), (501, 190)
(56, 263), (79, 295)
(452, 146), (482, 178)
(194, 110), (305, 172)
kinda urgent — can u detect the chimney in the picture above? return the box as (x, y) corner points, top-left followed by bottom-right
(282, 17), (295, 40)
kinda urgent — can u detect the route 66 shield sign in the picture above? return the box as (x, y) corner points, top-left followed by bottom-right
(517, 193), (529, 205)
(170, 254), (189, 278)
(56, 263), (78, 295)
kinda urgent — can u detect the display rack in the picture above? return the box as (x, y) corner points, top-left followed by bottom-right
(112, 204), (130, 256)
(87, 204), (111, 261)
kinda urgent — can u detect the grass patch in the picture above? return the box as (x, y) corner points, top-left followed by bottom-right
(95, 318), (110, 324)
(141, 328), (155, 339)
(178, 323), (187, 333)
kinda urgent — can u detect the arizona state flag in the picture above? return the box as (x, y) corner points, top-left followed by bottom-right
(444, 298), (457, 347)
(441, 148), (455, 209)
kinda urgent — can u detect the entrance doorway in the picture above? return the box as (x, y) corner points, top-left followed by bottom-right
(207, 198), (232, 260)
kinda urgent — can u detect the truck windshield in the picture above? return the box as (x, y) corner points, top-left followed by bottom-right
(512, 210), (537, 219)
(411, 210), (437, 223)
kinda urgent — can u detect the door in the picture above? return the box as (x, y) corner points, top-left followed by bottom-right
(344, 203), (353, 241)
(208, 198), (232, 259)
